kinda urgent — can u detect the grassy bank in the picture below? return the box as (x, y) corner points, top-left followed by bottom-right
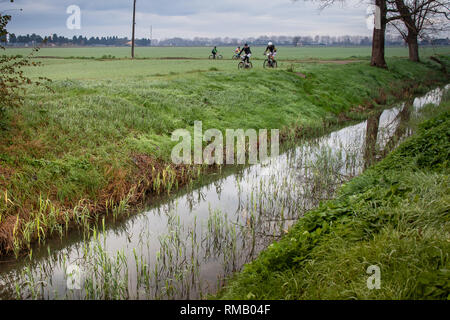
(0, 56), (448, 256)
(216, 97), (450, 300)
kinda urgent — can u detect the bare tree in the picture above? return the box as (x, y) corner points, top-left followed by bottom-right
(293, 0), (393, 68)
(387, 0), (450, 62)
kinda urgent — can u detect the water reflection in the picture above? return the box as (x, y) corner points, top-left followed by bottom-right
(364, 99), (414, 168)
(0, 86), (447, 300)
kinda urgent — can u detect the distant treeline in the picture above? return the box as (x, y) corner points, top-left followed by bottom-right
(5, 34), (151, 47)
(3, 33), (450, 47)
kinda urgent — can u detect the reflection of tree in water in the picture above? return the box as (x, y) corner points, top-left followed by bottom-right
(364, 101), (412, 169)
(364, 111), (382, 170)
(382, 101), (412, 158)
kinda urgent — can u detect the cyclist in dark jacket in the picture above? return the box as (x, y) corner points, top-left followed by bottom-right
(239, 44), (252, 64)
(264, 42), (277, 58)
(212, 46), (218, 59)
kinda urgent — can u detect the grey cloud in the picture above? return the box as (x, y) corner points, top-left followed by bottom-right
(3, 0), (371, 38)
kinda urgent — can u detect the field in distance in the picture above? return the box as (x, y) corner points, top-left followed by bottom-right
(9, 46), (450, 80)
(5, 45), (450, 60)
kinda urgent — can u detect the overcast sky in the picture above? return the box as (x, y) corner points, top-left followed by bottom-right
(2, 0), (373, 39)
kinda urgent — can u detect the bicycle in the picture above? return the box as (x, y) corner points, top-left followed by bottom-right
(209, 54), (223, 60)
(232, 53), (241, 60)
(238, 55), (253, 69)
(263, 53), (278, 68)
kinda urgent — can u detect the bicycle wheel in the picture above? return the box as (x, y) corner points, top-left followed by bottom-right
(272, 60), (278, 68)
(263, 59), (269, 69)
(238, 62), (245, 69)
(209, 55), (214, 60)
(247, 62), (253, 69)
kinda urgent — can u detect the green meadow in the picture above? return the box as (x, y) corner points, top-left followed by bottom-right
(0, 46), (448, 256)
(5, 45), (450, 60)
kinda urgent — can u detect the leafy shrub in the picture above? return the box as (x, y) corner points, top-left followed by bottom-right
(0, 14), (50, 123)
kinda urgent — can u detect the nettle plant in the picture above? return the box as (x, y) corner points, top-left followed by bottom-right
(0, 14), (50, 125)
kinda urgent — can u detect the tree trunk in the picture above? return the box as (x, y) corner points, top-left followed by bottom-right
(394, 0), (420, 62)
(370, 0), (387, 68)
(407, 32), (419, 62)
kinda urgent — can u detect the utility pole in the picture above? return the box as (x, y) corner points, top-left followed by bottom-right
(131, 0), (136, 59)
(150, 25), (152, 46)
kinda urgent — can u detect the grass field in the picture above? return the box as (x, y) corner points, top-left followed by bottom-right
(2, 46), (449, 82)
(4, 46), (449, 81)
(0, 46), (448, 256)
(5, 45), (450, 60)
(216, 98), (450, 300)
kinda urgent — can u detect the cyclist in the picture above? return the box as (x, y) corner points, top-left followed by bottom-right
(234, 46), (241, 58)
(264, 42), (277, 63)
(239, 43), (252, 65)
(211, 46), (218, 59)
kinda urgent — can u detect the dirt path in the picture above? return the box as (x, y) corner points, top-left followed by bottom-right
(284, 59), (363, 64)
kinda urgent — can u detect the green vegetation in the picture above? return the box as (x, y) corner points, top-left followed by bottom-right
(5, 46), (450, 60)
(0, 15), (49, 124)
(0, 46), (448, 257)
(216, 98), (450, 300)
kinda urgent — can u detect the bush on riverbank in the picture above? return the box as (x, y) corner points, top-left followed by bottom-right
(216, 98), (450, 300)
